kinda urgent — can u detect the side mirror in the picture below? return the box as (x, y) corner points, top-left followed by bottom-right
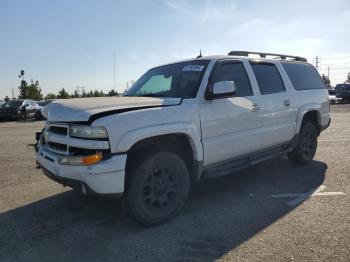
(206, 81), (236, 99)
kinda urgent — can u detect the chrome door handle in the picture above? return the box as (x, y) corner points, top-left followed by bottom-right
(251, 103), (261, 112)
(284, 100), (291, 107)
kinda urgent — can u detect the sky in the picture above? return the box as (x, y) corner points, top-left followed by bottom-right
(0, 0), (349, 99)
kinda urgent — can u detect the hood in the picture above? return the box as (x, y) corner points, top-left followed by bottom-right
(44, 96), (182, 122)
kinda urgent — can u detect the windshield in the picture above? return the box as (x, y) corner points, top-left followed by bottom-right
(2, 100), (23, 108)
(124, 60), (210, 98)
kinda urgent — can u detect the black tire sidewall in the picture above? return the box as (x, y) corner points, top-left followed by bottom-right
(127, 151), (190, 226)
(290, 122), (318, 164)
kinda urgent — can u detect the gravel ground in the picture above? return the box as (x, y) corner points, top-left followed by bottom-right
(0, 105), (349, 262)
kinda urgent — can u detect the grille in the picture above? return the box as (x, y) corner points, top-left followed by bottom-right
(43, 123), (110, 156)
(48, 142), (67, 152)
(49, 126), (68, 136)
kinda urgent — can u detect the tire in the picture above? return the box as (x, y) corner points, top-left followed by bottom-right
(288, 121), (318, 165)
(18, 112), (25, 121)
(127, 151), (190, 226)
(35, 111), (43, 121)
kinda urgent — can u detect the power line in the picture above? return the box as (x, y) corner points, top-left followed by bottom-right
(320, 55), (350, 60)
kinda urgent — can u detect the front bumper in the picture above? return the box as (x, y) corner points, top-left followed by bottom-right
(36, 145), (127, 194)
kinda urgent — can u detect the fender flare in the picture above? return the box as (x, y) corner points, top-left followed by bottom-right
(116, 123), (203, 161)
(295, 104), (321, 133)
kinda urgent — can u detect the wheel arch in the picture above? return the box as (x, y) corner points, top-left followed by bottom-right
(296, 106), (322, 135)
(124, 131), (204, 190)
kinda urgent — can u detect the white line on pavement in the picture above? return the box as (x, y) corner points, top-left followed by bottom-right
(270, 185), (345, 206)
(319, 138), (350, 142)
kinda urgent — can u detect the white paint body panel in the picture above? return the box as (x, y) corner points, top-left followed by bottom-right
(44, 96), (182, 122)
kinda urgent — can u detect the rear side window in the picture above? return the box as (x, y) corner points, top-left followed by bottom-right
(250, 63), (285, 95)
(212, 62), (252, 97)
(281, 62), (325, 90)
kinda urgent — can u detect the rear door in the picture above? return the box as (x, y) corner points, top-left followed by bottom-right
(249, 61), (296, 148)
(200, 60), (263, 166)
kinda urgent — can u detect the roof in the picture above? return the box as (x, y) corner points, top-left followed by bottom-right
(151, 51), (308, 69)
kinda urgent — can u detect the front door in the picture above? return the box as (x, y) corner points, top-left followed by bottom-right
(200, 60), (263, 166)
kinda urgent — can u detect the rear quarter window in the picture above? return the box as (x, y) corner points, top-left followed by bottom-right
(281, 62), (325, 90)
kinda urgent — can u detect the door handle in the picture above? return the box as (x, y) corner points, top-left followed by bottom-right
(251, 103), (261, 112)
(284, 100), (291, 107)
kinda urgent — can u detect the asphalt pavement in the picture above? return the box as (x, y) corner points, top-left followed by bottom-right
(0, 105), (349, 262)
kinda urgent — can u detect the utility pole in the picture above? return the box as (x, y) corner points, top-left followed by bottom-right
(113, 52), (116, 92)
(327, 66), (330, 78)
(315, 56), (319, 71)
(12, 88), (15, 99)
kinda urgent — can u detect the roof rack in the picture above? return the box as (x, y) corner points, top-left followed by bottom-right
(228, 51), (307, 62)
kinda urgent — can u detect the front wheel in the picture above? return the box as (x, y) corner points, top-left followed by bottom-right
(288, 122), (318, 165)
(127, 151), (190, 226)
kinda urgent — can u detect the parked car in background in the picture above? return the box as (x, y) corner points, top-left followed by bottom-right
(35, 100), (55, 120)
(335, 83), (350, 103)
(0, 99), (38, 121)
(328, 89), (342, 104)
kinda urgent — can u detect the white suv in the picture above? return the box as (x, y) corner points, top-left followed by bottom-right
(36, 51), (331, 225)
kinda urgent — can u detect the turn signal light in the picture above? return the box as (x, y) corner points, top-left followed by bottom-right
(82, 153), (103, 165)
(59, 152), (103, 166)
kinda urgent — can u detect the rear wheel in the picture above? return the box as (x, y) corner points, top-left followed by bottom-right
(288, 122), (318, 165)
(127, 151), (190, 226)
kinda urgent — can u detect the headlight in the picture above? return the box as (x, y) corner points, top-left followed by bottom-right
(69, 125), (108, 139)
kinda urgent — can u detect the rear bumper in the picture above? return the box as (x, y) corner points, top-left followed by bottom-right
(36, 145), (127, 194)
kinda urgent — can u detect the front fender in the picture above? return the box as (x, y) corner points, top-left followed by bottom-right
(116, 122), (203, 161)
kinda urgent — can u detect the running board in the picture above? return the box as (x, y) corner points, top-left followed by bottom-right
(203, 145), (292, 179)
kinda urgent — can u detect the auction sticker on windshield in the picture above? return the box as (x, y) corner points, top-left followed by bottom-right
(182, 65), (205, 71)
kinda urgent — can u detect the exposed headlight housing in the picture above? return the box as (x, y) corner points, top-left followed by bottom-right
(69, 125), (108, 139)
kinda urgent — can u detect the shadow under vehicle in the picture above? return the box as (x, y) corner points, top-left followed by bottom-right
(0, 158), (327, 262)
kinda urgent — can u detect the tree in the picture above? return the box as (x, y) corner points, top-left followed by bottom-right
(108, 89), (118, 96)
(71, 90), (79, 98)
(18, 79), (43, 100)
(4, 96), (10, 102)
(28, 80), (43, 100)
(57, 88), (70, 99)
(93, 89), (100, 97)
(345, 72), (350, 83)
(18, 80), (28, 99)
(321, 74), (331, 88)
(17, 70), (43, 100)
(45, 93), (57, 100)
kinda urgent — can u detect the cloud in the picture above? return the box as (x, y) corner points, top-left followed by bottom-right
(165, 0), (237, 24)
(86, 54), (95, 60)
